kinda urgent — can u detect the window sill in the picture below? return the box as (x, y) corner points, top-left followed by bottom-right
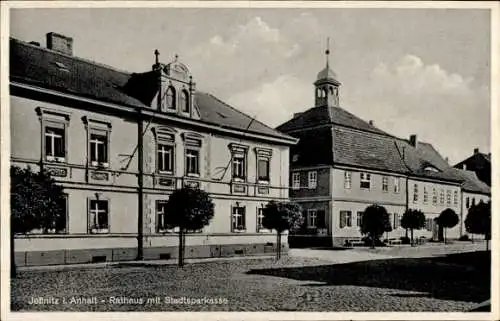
(90, 228), (109, 234)
(90, 162), (109, 169)
(186, 173), (200, 178)
(258, 180), (270, 185)
(232, 229), (247, 233)
(257, 229), (271, 233)
(232, 178), (246, 182)
(46, 157), (67, 163)
(157, 171), (174, 176)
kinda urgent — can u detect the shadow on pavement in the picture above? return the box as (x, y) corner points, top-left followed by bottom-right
(247, 251), (490, 305)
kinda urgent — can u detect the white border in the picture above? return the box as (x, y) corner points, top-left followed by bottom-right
(1, 1), (499, 321)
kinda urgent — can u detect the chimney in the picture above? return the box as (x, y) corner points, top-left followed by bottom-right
(409, 134), (417, 147)
(46, 32), (73, 55)
(445, 157), (449, 164)
(462, 164), (467, 170)
(369, 120), (374, 126)
(29, 41), (40, 46)
(473, 148), (479, 154)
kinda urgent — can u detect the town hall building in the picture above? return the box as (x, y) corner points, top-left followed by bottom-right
(277, 47), (477, 247)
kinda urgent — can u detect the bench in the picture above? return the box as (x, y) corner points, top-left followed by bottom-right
(345, 239), (364, 247)
(388, 238), (402, 245)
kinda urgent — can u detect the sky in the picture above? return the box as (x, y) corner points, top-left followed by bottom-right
(9, 7), (491, 164)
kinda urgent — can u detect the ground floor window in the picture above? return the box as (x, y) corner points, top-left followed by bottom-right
(425, 218), (434, 232)
(156, 201), (168, 233)
(393, 213), (400, 229)
(339, 210), (352, 228)
(356, 211), (363, 227)
(89, 199), (109, 233)
(232, 206), (246, 232)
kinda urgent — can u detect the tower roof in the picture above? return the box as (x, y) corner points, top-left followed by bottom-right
(316, 66), (340, 83)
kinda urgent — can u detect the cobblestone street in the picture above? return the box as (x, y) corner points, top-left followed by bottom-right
(11, 244), (490, 312)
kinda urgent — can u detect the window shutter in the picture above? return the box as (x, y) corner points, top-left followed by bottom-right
(340, 211), (345, 228)
(317, 210), (326, 228)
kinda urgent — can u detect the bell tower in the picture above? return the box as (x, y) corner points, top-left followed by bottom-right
(314, 38), (341, 108)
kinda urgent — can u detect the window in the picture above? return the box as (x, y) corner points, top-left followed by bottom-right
(440, 188), (445, 205)
(308, 171), (317, 189)
(90, 132), (108, 165)
(425, 218), (434, 232)
(292, 172), (300, 190)
(180, 90), (189, 113)
(36, 108), (70, 163)
(183, 133), (203, 176)
(89, 200), (109, 233)
(413, 184), (419, 203)
(466, 197), (470, 208)
(393, 213), (400, 229)
(357, 211), (363, 227)
(156, 201), (168, 233)
(232, 155), (246, 180)
(229, 143), (249, 181)
(382, 176), (389, 192)
(432, 188), (438, 205)
(157, 144), (174, 173)
(186, 149), (199, 176)
(423, 186), (428, 204)
(344, 171), (352, 189)
(446, 190), (451, 205)
(45, 126), (65, 161)
(307, 209), (317, 228)
(360, 173), (371, 189)
(472, 198), (476, 206)
(394, 177), (401, 193)
(154, 129), (176, 174)
(257, 207), (268, 232)
(166, 86), (176, 110)
(231, 206), (246, 232)
(339, 210), (352, 228)
(257, 158), (270, 182)
(453, 191), (458, 206)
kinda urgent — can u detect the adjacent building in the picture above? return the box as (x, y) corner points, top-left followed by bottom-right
(451, 168), (491, 237)
(277, 49), (466, 246)
(10, 33), (297, 266)
(454, 148), (491, 186)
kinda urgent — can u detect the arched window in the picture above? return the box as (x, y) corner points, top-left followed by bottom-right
(166, 86), (176, 110)
(329, 87), (334, 95)
(180, 90), (189, 113)
(322, 89), (327, 98)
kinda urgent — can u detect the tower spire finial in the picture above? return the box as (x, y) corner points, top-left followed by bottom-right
(325, 37), (330, 68)
(154, 49), (160, 65)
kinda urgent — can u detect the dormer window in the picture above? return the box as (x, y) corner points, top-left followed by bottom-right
(166, 86), (176, 110)
(424, 166), (439, 172)
(180, 90), (189, 113)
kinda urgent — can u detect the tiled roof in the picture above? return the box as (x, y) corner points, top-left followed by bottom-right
(280, 104), (464, 182)
(10, 38), (294, 142)
(277, 105), (391, 136)
(452, 169), (490, 195)
(394, 140), (463, 183)
(333, 127), (408, 173)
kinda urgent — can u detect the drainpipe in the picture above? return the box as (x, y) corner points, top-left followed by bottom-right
(136, 108), (144, 260)
(460, 186), (464, 237)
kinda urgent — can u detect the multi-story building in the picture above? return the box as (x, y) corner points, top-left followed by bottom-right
(454, 148), (491, 186)
(10, 33), (297, 266)
(277, 49), (465, 246)
(451, 168), (491, 237)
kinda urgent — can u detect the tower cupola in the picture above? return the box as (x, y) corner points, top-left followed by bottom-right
(314, 38), (341, 107)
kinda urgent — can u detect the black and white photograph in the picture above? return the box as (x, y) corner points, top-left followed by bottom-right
(1, 1), (498, 319)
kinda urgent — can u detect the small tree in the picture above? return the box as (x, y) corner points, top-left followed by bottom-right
(401, 209), (426, 246)
(360, 204), (389, 248)
(10, 166), (66, 277)
(436, 208), (459, 244)
(262, 201), (304, 260)
(465, 200), (491, 251)
(164, 186), (215, 267)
